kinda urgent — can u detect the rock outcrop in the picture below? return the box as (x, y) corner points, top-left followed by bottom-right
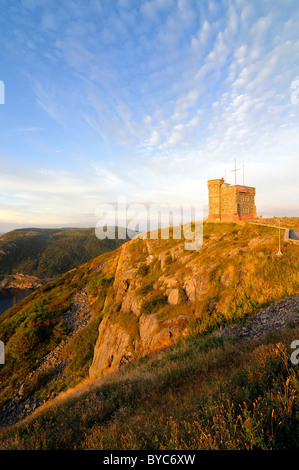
(88, 235), (196, 379)
(88, 224), (299, 379)
(0, 274), (48, 291)
(89, 316), (132, 378)
(89, 311), (184, 379)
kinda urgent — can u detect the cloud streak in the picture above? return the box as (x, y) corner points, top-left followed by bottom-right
(0, 0), (298, 229)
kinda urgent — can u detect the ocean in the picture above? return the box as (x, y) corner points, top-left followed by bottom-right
(0, 288), (35, 315)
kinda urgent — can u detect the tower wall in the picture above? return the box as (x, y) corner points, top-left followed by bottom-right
(207, 179), (223, 220)
(207, 179), (256, 221)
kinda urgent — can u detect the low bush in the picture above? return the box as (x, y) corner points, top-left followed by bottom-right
(141, 293), (168, 315)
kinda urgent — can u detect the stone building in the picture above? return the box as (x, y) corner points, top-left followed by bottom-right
(207, 177), (256, 221)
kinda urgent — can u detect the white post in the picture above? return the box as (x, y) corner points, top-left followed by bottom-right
(278, 217), (282, 256)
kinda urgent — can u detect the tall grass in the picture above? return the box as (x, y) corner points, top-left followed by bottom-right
(1, 325), (298, 450)
(0, 221), (298, 442)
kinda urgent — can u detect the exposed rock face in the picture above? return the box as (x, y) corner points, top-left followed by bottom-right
(184, 276), (207, 302)
(90, 291), (299, 380)
(0, 274), (48, 291)
(139, 313), (159, 347)
(89, 312), (182, 379)
(88, 236), (194, 379)
(147, 327), (180, 350)
(89, 316), (132, 378)
(168, 288), (180, 305)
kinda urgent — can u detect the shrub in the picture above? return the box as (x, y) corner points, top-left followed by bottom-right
(137, 263), (150, 277)
(6, 327), (41, 360)
(136, 282), (154, 295)
(141, 293), (168, 315)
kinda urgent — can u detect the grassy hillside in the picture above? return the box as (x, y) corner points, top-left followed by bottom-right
(1, 324), (298, 450)
(0, 227), (128, 278)
(0, 221), (298, 449)
(249, 217), (299, 229)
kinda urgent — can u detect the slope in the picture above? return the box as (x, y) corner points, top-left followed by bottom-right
(0, 227), (129, 279)
(0, 221), (298, 431)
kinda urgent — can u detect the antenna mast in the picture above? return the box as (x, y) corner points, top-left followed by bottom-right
(230, 158), (241, 185)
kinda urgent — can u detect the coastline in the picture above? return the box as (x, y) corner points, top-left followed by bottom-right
(0, 274), (50, 293)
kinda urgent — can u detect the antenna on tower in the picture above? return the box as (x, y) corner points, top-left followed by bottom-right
(230, 158), (241, 185)
(243, 164), (245, 186)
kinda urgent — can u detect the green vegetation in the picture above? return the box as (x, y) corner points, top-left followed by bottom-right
(0, 287), (73, 391)
(141, 292), (168, 315)
(0, 227), (128, 278)
(0, 221), (298, 449)
(0, 326), (298, 450)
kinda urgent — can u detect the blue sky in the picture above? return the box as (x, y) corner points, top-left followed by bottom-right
(0, 0), (299, 231)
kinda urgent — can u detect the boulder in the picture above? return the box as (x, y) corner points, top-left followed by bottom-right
(168, 288), (180, 305)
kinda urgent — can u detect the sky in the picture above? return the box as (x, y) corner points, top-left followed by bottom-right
(0, 0), (299, 232)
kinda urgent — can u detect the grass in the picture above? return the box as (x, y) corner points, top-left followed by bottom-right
(0, 220), (298, 446)
(141, 292), (168, 315)
(0, 325), (298, 450)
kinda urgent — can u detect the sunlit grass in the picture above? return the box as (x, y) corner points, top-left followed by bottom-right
(0, 325), (298, 450)
(0, 220), (298, 447)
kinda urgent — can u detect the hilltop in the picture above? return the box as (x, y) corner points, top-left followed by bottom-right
(249, 217), (299, 229)
(0, 227), (129, 281)
(0, 221), (298, 449)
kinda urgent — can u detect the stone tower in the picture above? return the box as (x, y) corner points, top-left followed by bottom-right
(207, 177), (256, 221)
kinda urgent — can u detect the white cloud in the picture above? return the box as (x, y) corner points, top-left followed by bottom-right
(1, 0), (299, 230)
(148, 130), (160, 146)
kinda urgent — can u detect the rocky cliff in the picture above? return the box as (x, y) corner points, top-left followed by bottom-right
(88, 223), (299, 379)
(89, 240), (188, 378)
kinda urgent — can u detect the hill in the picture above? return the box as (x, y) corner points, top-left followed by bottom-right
(0, 227), (129, 280)
(249, 217), (299, 229)
(0, 221), (298, 449)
